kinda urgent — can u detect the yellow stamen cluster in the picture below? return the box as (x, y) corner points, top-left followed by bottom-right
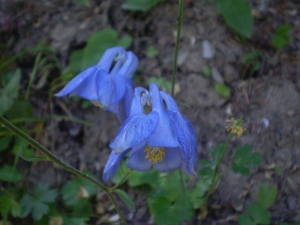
(226, 118), (246, 137)
(144, 146), (166, 163)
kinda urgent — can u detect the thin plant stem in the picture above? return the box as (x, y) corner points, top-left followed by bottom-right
(110, 169), (131, 191)
(0, 116), (128, 225)
(179, 170), (186, 195)
(205, 133), (233, 202)
(171, 0), (184, 97)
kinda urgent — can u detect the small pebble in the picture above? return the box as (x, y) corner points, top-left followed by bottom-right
(202, 40), (214, 59)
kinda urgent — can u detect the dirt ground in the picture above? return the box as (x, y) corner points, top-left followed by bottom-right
(1, 0), (300, 224)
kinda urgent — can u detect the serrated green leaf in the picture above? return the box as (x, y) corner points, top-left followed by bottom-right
(232, 163), (250, 176)
(122, 0), (163, 12)
(234, 144), (252, 160)
(233, 144), (263, 175)
(216, 0), (253, 38)
(238, 214), (256, 225)
(127, 169), (160, 187)
(20, 184), (57, 221)
(34, 183), (57, 203)
(61, 172), (97, 206)
(257, 183), (278, 209)
(32, 201), (49, 221)
(0, 166), (23, 182)
(247, 203), (271, 224)
(214, 83), (230, 98)
(115, 189), (136, 211)
(68, 198), (93, 217)
(0, 195), (21, 218)
(63, 216), (89, 225)
(152, 196), (194, 225)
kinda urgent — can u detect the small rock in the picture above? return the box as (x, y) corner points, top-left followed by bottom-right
(261, 117), (270, 128)
(108, 214), (120, 222)
(202, 39), (215, 59)
(211, 67), (224, 83)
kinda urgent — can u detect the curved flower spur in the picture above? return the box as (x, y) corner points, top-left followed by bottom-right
(103, 82), (198, 181)
(55, 46), (139, 122)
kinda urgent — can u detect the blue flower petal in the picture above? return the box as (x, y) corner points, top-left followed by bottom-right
(160, 91), (180, 112)
(102, 149), (129, 182)
(109, 112), (159, 153)
(153, 147), (182, 172)
(126, 141), (152, 171)
(55, 67), (98, 100)
(148, 82), (178, 148)
(96, 71), (127, 106)
(117, 52), (139, 79)
(129, 87), (149, 116)
(97, 46), (125, 72)
(107, 79), (135, 123)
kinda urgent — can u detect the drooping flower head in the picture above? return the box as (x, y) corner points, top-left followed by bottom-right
(103, 82), (197, 181)
(55, 46), (139, 122)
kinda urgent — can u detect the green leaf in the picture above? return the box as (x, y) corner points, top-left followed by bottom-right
(202, 65), (211, 77)
(198, 159), (215, 168)
(0, 136), (13, 151)
(216, 0), (253, 38)
(152, 196), (194, 225)
(214, 83), (230, 98)
(0, 166), (23, 182)
(233, 144), (263, 175)
(127, 169), (160, 187)
(272, 24), (291, 49)
(115, 189), (136, 211)
(257, 183), (278, 209)
(122, 0), (164, 12)
(77, 0), (90, 5)
(68, 50), (84, 72)
(20, 183), (58, 221)
(82, 29), (132, 70)
(61, 172), (98, 206)
(247, 203), (271, 224)
(146, 46), (159, 58)
(238, 214), (256, 225)
(13, 139), (49, 162)
(4, 69), (21, 98)
(0, 194), (22, 218)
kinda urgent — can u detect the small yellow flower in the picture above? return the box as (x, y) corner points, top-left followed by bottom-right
(226, 117), (246, 137)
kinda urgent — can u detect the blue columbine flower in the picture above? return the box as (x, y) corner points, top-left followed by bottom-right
(102, 82), (197, 181)
(55, 46), (139, 122)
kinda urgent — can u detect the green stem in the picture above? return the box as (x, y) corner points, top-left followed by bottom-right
(171, 0), (184, 97)
(110, 169), (131, 191)
(179, 170), (186, 195)
(205, 133), (233, 202)
(0, 116), (127, 225)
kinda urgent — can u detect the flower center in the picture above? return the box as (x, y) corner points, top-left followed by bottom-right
(144, 146), (166, 163)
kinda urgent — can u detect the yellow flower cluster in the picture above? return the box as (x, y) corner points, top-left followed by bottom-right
(226, 118), (246, 137)
(144, 146), (166, 163)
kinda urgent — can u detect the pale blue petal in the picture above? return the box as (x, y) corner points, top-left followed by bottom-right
(102, 149), (129, 182)
(109, 112), (159, 153)
(96, 71), (127, 106)
(167, 110), (197, 176)
(106, 79), (135, 123)
(153, 147), (182, 172)
(126, 141), (152, 171)
(117, 52), (139, 79)
(160, 91), (180, 112)
(129, 87), (149, 116)
(97, 46), (125, 72)
(147, 82), (178, 147)
(55, 67), (97, 100)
